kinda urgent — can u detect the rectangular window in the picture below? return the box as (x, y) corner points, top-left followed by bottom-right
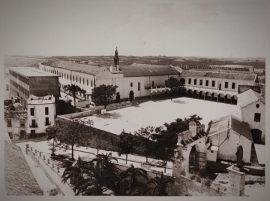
(45, 117), (50, 126)
(30, 108), (34, 116)
(200, 80), (203, 86)
(188, 79), (191, 84)
(212, 81), (215, 87)
(32, 119), (36, 127)
(206, 80), (209, 86)
(130, 82), (133, 87)
(138, 82), (140, 91)
(225, 82), (228, 88)
(194, 79), (197, 85)
(45, 107), (49, 115)
(7, 119), (12, 127)
(20, 121), (25, 127)
(152, 81), (155, 88)
(232, 82), (235, 89)
(254, 113), (261, 122)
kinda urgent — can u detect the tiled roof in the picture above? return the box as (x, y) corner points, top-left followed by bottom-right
(121, 63), (179, 77)
(238, 85), (261, 94)
(208, 115), (253, 142)
(237, 89), (264, 108)
(45, 60), (109, 76)
(231, 115), (253, 141)
(180, 70), (257, 81)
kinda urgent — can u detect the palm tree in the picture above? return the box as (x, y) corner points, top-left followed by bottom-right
(64, 84), (82, 112)
(143, 172), (174, 196)
(116, 164), (148, 196)
(62, 157), (87, 189)
(70, 154), (119, 196)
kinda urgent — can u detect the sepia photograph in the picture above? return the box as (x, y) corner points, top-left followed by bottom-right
(1, 0), (268, 199)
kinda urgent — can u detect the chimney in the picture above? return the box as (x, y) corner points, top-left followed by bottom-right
(189, 121), (197, 137)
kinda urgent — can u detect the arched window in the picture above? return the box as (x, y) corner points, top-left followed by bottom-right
(87, 79), (89, 86)
(79, 77), (81, 83)
(70, 75), (72, 80)
(83, 78), (85, 85)
(91, 80), (93, 87)
(138, 82), (141, 91)
(152, 81), (155, 88)
(76, 76), (78, 82)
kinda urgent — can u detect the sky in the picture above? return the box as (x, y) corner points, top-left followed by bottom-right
(0, 0), (267, 58)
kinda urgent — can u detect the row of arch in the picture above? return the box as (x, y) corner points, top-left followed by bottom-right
(185, 89), (238, 105)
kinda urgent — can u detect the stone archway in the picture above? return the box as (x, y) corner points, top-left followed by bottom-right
(129, 90), (134, 101)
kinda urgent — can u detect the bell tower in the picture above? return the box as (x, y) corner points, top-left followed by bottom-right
(114, 47), (120, 71)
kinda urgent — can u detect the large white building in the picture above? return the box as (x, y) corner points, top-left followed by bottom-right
(39, 48), (180, 102)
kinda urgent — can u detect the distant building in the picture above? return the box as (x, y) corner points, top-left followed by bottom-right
(207, 115), (253, 164)
(9, 67), (60, 113)
(26, 94), (56, 138)
(180, 70), (258, 104)
(39, 48), (179, 102)
(236, 89), (265, 144)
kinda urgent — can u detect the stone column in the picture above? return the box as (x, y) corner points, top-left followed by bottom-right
(226, 165), (245, 196)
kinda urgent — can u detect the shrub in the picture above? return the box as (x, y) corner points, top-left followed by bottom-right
(205, 180), (211, 187)
(196, 177), (201, 183)
(180, 171), (186, 176)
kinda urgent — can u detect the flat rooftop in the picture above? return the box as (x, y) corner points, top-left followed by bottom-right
(78, 97), (239, 135)
(9, 67), (59, 77)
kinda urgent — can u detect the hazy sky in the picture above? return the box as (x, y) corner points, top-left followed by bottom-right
(0, 0), (267, 57)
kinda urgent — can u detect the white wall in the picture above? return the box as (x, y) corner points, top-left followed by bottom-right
(184, 76), (255, 93)
(26, 102), (56, 134)
(241, 100), (265, 142)
(210, 130), (252, 163)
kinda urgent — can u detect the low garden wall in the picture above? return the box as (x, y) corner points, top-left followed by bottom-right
(175, 175), (226, 196)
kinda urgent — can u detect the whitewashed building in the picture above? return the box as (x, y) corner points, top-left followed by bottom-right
(26, 94), (56, 138)
(207, 114), (253, 163)
(236, 89), (265, 144)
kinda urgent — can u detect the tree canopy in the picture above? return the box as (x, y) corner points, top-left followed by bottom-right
(117, 132), (137, 164)
(50, 118), (93, 159)
(64, 84), (82, 112)
(91, 84), (118, 109)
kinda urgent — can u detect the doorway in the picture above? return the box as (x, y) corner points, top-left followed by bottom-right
(129, 90), (134, 101)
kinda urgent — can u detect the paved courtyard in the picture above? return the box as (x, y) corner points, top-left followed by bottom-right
(80, 97), (240, 134)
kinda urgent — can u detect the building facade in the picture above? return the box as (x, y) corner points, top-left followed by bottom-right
(9, 67), (60, 112)
(39, 49), (179, 102)
(26, 94), (56, 138)
(180, 70), (258, 104)
(207, 115), (253, 164)
(236, 89), (265, 144)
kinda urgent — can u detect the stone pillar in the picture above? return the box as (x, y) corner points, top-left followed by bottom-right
(226, 165), (245, 196)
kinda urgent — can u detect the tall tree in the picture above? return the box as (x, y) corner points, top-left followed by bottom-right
(117, 132), (136, 164)
(91, 84), (118, 109)
(134, 126), (155, 163)
(45, 125), (59, 155)
(56, 118), (93, 159)
(64, 84), (82, 112)
(167, 77), (180, 99)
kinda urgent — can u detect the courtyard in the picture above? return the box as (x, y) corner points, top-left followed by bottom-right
(79, 97), (240, 135)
